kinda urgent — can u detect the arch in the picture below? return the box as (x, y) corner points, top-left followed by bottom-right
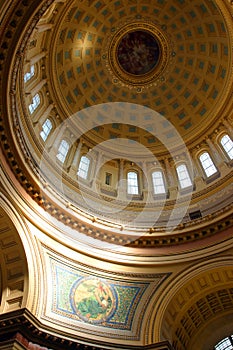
(220, 134), (233, 160)
(214, 335), (233, 350)
(199, 151), (218, 177)
(0, 200), (29, 315)
(147, 256), (233, 349)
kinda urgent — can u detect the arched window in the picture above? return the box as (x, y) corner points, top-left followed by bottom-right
(77, 155), (90, 179)
(176, 164), (192, 189)
(29, 93), (40, 114)
(24, 65), (35, 82)
(40, 118), (52, 141)
(56, 140), (70, 163)
(152, 171), (166, 194)
(220, 134), (233, 160)
(199, 152), (217, 177)
(214, 335), (233, 350)
(127, 171), (139, 195)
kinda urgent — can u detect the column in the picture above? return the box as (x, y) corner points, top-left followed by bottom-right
(33, 102), (54, 124)
(48, 126), (62, 158)
(91, 151), (103, 191)
(36, 23), (53, 33)
(25, 78), (47, 96)
(164, 158), (175, 186)
(190, 149), (205, 190)
(94, 152), (102, 179)
(29, 51), (46, 65)
(223, 118), (233, 138)
(205, 137), (228, 174)
(205, 137), (222, 164)
(141, 161), (149, 201)
(69, 139), (83, 176)
(117, 159), (126, 200)
(141, 161), (147, 189)
(164, 158), (177, 198)
(24, 52), (46, 73)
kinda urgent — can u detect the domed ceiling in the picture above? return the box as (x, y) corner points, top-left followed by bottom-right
(1, 0), (233, 248)
(1, 2), (233, 349)
(50, 0), (232, 150)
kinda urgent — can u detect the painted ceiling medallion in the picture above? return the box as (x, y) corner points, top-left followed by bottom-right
(117, 30), (160, 76)
(104, 20), (174, 92)
(70, 278), (116, 324)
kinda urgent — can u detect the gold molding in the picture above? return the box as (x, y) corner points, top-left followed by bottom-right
(103, 19), (174, 92)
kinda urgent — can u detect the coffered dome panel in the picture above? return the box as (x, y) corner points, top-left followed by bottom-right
(50, 0), (232, 149)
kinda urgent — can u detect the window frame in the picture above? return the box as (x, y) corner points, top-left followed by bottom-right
(151, 170), (166, 195)
(40, 118), (53, 141)
(214, 335), (233, 350)
(176, 163), (193, 189)
(29, 93), (41, 114)
(220, 134), (233, 160)
(105, 172), (112, 186)
(24, 64), (35, 83)
(127, 171), (139, 195)
(199, 151), (218, 178)
(77, 155), (91, 180)
(56, 139), (70, 164)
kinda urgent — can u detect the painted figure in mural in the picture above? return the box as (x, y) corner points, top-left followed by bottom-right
(117, 30), (160, 75)
(74, 279), (113, 322)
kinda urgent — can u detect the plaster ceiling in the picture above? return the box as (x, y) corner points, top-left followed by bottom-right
(49, 0), (232, 150)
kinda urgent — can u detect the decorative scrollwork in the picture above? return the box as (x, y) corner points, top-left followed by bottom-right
(103, 18), (175, 92)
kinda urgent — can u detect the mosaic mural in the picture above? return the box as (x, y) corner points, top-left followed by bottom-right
(49, 258), (169, 332)
(70, 278), (116, 324)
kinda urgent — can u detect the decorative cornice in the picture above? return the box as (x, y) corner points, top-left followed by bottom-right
(1, 115), (233, 248)
(0, 309), (174, 350)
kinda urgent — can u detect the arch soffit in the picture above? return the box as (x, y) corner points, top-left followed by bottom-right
(0, 194), (40, 315)
(146, 255), (233, 344)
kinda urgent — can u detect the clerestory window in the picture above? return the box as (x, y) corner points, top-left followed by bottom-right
(24, 65), (35, 82)
(56, 140), (70, 163)
(40, 118), (52, 141)
(220, 134), (233, 160)
(77, 155), (90, 179)
(176, 164), (192, 189)
(29, 93), (40, 114)
(199, 152), (217, 177)
(214, 335), (233, 350)
(152, 171), (166, 194)
(127, 171), (139, 195)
